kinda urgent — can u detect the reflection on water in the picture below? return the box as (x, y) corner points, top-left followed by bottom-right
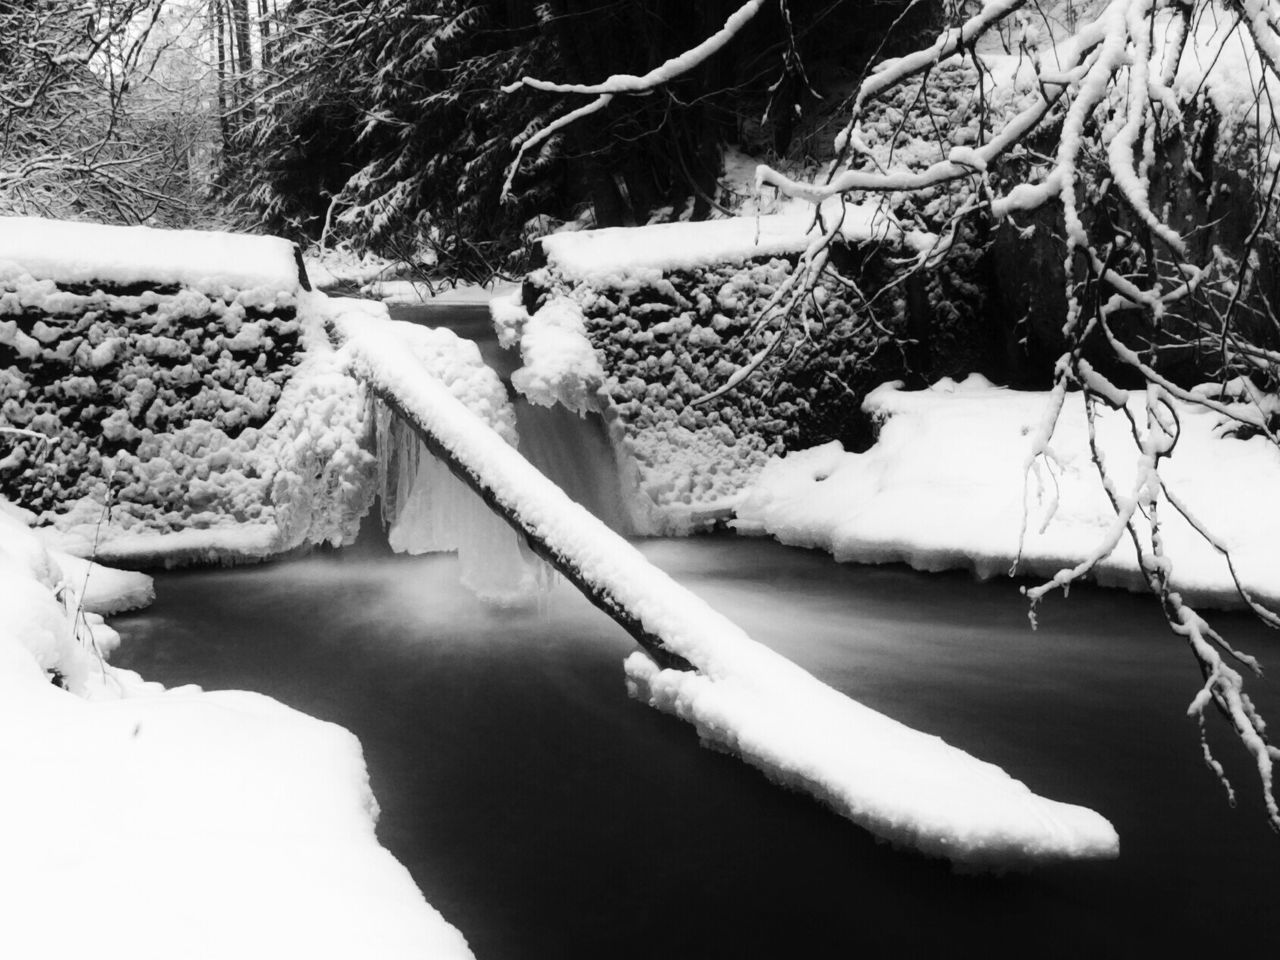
(111, 535), (1280, 958)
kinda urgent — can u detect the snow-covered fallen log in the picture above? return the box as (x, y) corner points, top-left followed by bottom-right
(330, 306), (1120, 868)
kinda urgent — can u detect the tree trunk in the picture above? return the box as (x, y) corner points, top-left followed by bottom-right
(230, 0), (254, 126)
(257, 0), (272, 69)
(214, 0), (231, 145)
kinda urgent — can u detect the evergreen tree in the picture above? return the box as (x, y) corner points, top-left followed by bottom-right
(242, 0), (559, 278)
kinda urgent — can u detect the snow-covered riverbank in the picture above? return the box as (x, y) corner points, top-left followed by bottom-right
(735, 374), (1280, 611)
(0, 500), (474, 959)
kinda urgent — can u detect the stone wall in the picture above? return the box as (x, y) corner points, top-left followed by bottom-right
(0, 225), (375, 563)
(513, 241), (908, 532)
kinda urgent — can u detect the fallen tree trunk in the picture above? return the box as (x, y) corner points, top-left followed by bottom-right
(328, 304), (1120, 869)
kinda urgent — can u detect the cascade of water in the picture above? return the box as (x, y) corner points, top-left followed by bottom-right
(512, 400), (633, 535)
(387, 302), (636, 534)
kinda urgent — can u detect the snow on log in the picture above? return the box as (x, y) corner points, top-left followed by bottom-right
(330, 307), (1120, 868)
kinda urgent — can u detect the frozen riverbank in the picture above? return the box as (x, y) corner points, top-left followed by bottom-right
(0, 502), (473, 959)
(735, 374), (1280, 610)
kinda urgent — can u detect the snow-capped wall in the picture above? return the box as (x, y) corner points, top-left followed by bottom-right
(0, 217), (305, 298)
(505, 220), (910, 533)
(0, 218), (374, 563)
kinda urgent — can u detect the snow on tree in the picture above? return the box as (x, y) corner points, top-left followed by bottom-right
(239, 0), (563, 279)
(0, 1), (215, 225)
(502, 0), (1280, 832)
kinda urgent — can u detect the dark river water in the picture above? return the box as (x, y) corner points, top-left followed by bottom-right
(111, 534), (1280, 958)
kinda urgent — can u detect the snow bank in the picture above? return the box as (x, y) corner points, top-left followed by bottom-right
(0, 503), (472, 959)
(736, 375), (1280, 608)
(51, 549), (154, 614)
(0, 217), (302, 299)
(540, 200), (925, 282)
(338, 315), (1119, 868)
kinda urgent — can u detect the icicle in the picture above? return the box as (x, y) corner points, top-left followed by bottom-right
(376, 400), (548, 605)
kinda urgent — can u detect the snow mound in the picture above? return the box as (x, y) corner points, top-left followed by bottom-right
(0, 216), (302, 298)
(510, 297), (604, 415)
(735, 375), (1280, 608)
(0, 499), (473, 959)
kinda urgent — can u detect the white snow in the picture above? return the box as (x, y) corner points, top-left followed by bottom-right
(335, 310), (1119, 868)
(0, 217), (302, 298)
(0, 501), (473, 959)
(539, 201), (927, 282)
(510, 297), (605, 415)
(735, 375), (1280, 608)
(51, 549), (155, 614)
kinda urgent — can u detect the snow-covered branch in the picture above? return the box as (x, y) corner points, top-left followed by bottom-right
(748, 0), (1280, 830)
(499, 0), (766, 200)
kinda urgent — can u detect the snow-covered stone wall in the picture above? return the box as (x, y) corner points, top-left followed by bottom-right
(0, 218), (374, 563)
(504, 218), (912, 533)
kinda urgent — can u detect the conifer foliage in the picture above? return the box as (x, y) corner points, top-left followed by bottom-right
(241, 1), (560, 278)
(239, 1), (918, 277)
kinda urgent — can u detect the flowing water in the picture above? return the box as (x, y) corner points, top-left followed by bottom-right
(111, 304), (1280, 956)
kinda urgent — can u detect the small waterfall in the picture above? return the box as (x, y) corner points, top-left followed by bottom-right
(388, 302), (635, 536)
(512, 400), (633, 535)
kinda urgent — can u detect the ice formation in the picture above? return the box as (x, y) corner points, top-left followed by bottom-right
(377, 408), (542, 604)
(324, 300), (547, 603)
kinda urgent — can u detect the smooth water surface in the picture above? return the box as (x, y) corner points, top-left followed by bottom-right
(112, 536), (1280, 958)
